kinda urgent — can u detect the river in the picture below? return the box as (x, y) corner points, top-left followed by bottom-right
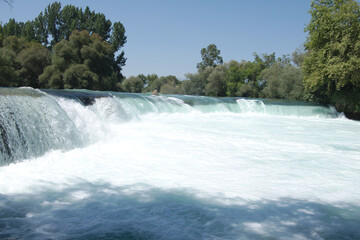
(0, 87), (359, 239)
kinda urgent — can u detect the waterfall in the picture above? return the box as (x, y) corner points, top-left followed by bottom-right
(0, 87), (340, 165)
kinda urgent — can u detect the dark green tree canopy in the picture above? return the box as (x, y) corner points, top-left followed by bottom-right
(16, 42), (52, 88)
(303, 0), (360, 112)
(0, 47), (17, 86)
(0, 2), (127, 71)
(0, 35), (51, 88)
(40, 30), (119, 90)
(0, 2), (127, 90)
(197, 44), (223, 70)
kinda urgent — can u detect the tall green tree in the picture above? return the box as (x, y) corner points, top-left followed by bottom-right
(33, 13), (49, 45)
(2, 19), (23, 37)
(303, 0), (360, 112)
(59, 4), (82, 40)
(44, 1), (62, 47)
(197, 44), (223, 70)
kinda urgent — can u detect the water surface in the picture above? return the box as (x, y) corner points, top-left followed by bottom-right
(0, 88), (359, 239)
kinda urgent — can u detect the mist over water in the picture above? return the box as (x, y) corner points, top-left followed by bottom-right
(1, 88), (360, 239)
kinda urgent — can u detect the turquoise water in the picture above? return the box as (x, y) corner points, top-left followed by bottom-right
(0, 88), (359, 239)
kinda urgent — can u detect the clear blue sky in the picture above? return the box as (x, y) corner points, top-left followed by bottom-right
(0, 0), (312, 79)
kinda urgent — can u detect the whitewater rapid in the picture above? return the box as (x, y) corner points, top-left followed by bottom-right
(0, 88), (359, 239)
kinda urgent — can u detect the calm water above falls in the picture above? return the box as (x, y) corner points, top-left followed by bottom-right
(0, 87), (359, 239)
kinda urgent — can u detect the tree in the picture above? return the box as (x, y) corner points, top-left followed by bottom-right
(225, 60), (245, 96)
(261, 62), (304, 100)
(0, 3), (127, 90)
(122, 76), (144, 93)
(235, 60), (263, 98)
(39, 65), (63, 89)
(33, 12), (49, 45)
(2, 19), (23, 37)
(261, 63), (283, 99)
(197, 44), (223, 70)
(16, 42), (51, 88)
(0, 36), (26, 87)
(59, 4), (82, 40)
(160, 81), (181, 94)
(303, 0), (360, 112)
(40, 30), (120, 90)
(147, 76), (165, 93)
(159, 75), (181, 94)
(110, 21), (127, 52)
(0, 36), (51, 88)
(0, 2), (127, 77)
(0, 48), (17, 86)
(120, 74), (181, 94)
(254, 52), (276, 70)
(63, 64), (98, 89)
(21, 21), (37, 42)
(2, 35), (26, 54)
(182, 67), (213, 95)
(292, 47), (307, 67)
(278, 65), (304, 100)
(237, 81), (259, 98)
(205, 65), (227, 96)
(137, 74), (147, 86)
(142, 74), (159, 92)
(44, 1), (62, 47)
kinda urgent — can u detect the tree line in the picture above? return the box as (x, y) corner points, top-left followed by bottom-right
(0, 0), (359, 116)
(122, 47), (304, 102)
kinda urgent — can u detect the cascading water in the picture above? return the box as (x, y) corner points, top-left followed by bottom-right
(0, 88), (340, 165)
(0, 87), (359, 240)
(0, 88), (84, 164)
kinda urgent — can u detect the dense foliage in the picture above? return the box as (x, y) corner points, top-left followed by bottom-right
(122, 47), (305, 100)
(0, 36), (51, 88)
(303, 0), (360, 113)
(0, 2), (126, 90)
(39, 30), (121, 90)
